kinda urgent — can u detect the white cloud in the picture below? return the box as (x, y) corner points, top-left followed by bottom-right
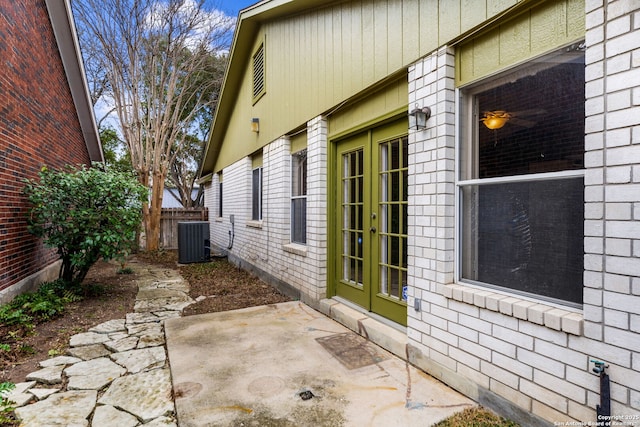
(145, 0), (236, 51)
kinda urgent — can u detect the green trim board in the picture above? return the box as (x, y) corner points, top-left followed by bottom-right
(251, 150), (263, 168)
(290, 131), (307, 154)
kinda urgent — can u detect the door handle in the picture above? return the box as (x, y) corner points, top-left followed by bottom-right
(370, 227), (377, 233)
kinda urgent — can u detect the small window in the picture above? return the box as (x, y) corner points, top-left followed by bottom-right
(458, 44), (585, 307)
(291, 150), (307, 244)
(218, 182), (223, 218)
(252, 167), (263, 221)
(252, 42), (265, 102)
(217, 172), (223, 218)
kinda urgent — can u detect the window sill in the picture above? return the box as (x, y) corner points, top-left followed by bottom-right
(246, 220), (263, 229)
(282, 243), (307, 257)
(438, 283), (583, 336)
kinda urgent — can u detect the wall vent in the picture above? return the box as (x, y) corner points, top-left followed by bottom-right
(177, 221), (210, 264)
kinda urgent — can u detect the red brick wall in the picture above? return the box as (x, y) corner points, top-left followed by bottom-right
(0, 0), (92, 291)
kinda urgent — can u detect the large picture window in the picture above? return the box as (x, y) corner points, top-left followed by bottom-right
(458, 44), (585, 307)
(291, 150), (307, 244)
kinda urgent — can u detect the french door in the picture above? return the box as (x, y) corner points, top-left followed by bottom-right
(333, 119), (408, 325)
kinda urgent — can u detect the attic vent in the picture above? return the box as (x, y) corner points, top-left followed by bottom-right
(252, 42), (265, 102)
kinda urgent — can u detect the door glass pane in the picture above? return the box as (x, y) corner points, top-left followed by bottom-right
(379, 137), (408, 301)
(342, 149), (364, 286)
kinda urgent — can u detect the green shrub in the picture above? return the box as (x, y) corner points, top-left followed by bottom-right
(23, 163), (147, 286)
(0, 279), (80, 329)
(0, 382), (16, 424)
(0, 305), (32, 328)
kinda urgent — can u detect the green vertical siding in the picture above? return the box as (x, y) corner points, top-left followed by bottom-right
(456, 0), (585, 86)
(210, 0), (584, 173)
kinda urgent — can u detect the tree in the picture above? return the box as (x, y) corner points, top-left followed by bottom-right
(166, 51), (227, 208)
(23, 164), (148, 285)
(167, 133), (204, 207)
(100, 125), (134, 173)
(73, 0), (234, 250)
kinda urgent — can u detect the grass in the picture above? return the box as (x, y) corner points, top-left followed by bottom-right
(433, 407), (520, 427)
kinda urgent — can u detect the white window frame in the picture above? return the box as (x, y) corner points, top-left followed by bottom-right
(251, 166), (263, 221)
(218, 182), (223, 218)
(290, 149), (307, 244)
(454, 48), (585, 309)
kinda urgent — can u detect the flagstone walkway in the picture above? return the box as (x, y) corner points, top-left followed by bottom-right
(9, 259), (194, 426)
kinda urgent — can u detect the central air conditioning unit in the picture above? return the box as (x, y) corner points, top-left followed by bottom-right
(177, 221), (210, 264)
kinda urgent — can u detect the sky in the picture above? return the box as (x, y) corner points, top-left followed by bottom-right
(92, 0), (258, 129)
(214, 0), (258, 18)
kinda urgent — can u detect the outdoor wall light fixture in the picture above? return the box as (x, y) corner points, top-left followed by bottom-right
(481, 110), (511, 130)
(409, 104), (431, 130)
(251, 118), (260, 133)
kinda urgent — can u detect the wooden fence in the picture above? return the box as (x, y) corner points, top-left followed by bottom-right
(160, 208), (209, 249)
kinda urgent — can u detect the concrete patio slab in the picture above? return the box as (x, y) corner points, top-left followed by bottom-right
(165, 301), (475, 427)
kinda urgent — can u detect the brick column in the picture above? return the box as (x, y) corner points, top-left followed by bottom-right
(584, 0), (640, 415)
(305, 116), (329, 300)
(407, 46), (456, 344)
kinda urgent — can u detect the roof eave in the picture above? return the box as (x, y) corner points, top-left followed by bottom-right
(45, 0), (104, 163)
(199, 0), (345, 177)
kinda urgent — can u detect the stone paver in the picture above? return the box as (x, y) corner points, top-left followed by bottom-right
(12, 260), (191, 426)
(89, 318), (126, 334)
(109, 347), (166, 374)
(65, 357), (127, 390)
(104, 335), (139, 352)
(14, 390), (97, 426)
(69, 331), (111, 347)
(98, 368), (174, 423)
(25, 364), (65, 385)
(39, 355), (82, 367)
(67, 343), (112, 360)
(92, 404), (139, 427)
(28, 387), (60, 400)
(5, 381), (36, 407)
(144, 416), (179, 427)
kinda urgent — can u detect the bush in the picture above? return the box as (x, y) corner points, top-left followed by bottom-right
(23, 163), (148, 285)
(0, 381), (16, 425)
(0, 280), (78, 329)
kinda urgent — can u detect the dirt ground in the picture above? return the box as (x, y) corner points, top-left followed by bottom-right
(0, 251), (292, 384)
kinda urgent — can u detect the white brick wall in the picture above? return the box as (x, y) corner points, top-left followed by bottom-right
(203, 117), (328, 305)
(200, 1), (640, 425)
(406, 2), (640, 425)
(585, 0), (640, 418)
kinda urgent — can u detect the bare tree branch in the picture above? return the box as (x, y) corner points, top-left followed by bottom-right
(73, 0), (233, 250)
